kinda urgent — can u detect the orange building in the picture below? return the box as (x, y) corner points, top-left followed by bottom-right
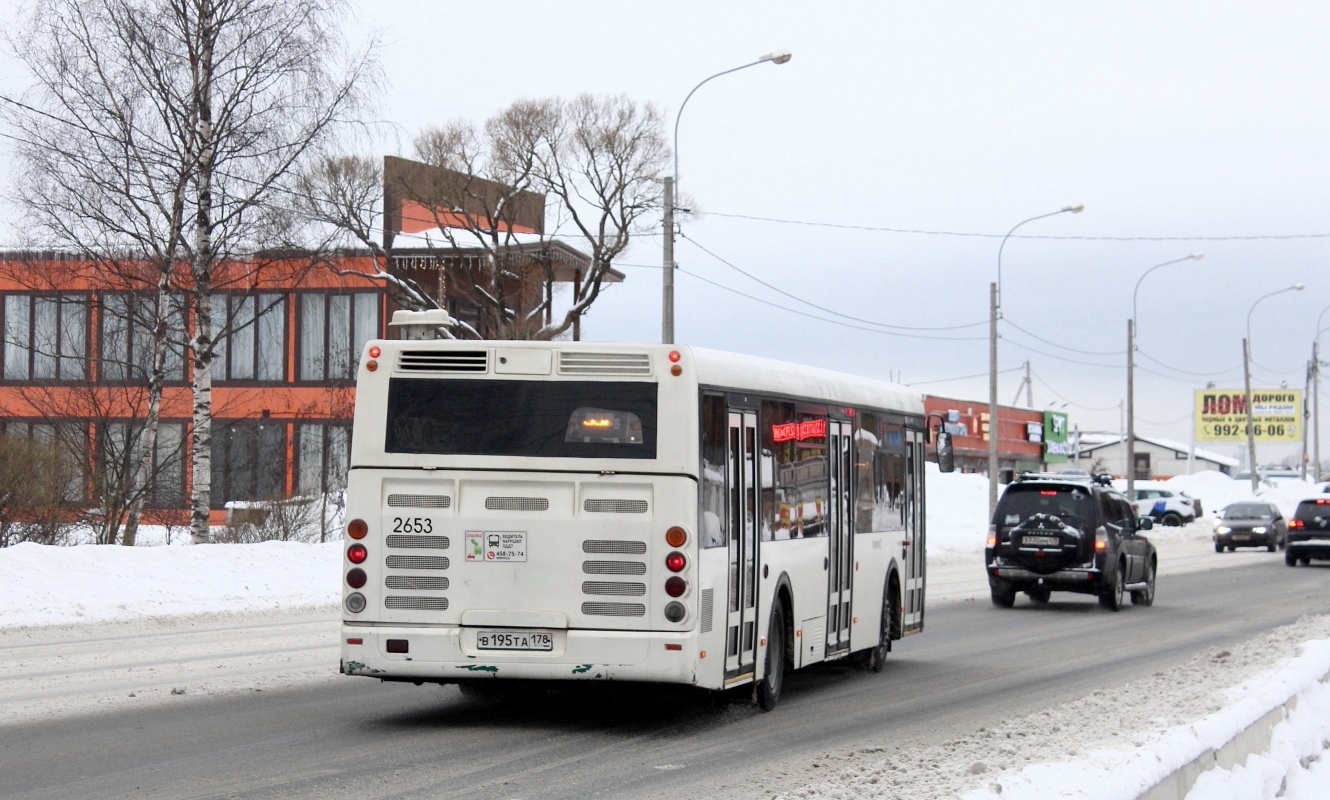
(923, 394), (1046, 481)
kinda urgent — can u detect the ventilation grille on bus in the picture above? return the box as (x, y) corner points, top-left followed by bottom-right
(582, 602), (645, 617)
(558, 352), (652, 376)
(582, 581), (647, 597)
(386, 596), (449, 610)
(582, 560), (646, 575)
(385, 555), (449, 570)
(486, 496), (550, 511)
(582, 540), (647, 555)
(386, 575), (449, 591)
(386, 535), (449, 550)
(584, 499), (648, 514)
(397, 350), (488, 373)
(387, 494), (452, 509)
(700, 588), (714, 633)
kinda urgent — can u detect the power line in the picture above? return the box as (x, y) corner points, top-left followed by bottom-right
(702, 209), (1330, 242)
(1030, 366), (1123, 411)
(679, 234), (989, 333)
(1001, 317), (1124, 357)
(907, 366), (1023, 386)
(674, 266), (988, 341)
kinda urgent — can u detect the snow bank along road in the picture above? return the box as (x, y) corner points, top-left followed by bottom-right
(0, 526), (1324, 792)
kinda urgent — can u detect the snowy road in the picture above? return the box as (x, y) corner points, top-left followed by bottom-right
(3, 528), (1327, 799)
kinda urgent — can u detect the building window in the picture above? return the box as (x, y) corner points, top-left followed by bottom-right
(299, 292), (378, 381)
(295, 423), (350, 497)
(2, 294), (89, 381)
(210, 293), (286, 381)
(0, 421), (88, 503)
(211, 421), (287, 505)
(98, 422), (186, 508)
(100, 293), (187, 382)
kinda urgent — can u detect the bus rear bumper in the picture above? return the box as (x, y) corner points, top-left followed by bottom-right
(340, 624), (711, 688)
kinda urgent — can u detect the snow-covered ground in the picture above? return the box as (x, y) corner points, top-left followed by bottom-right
(2, 467), (1328, 799)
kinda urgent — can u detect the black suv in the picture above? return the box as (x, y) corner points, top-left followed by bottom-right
(986, 473), (1157, 611)
(1285, 498), (1330, 566)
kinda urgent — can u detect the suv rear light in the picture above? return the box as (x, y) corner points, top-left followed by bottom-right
(1290, 519), (1305, 529)
(986, 525), (997, 548)
(1094, 529), (1108, 552)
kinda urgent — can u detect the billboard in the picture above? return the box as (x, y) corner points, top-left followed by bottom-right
(1043, 410), (1071, 462)
(1193, 389), (1302, 443)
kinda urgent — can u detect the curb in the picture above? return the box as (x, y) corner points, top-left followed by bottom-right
(1138, 669), (1330, 800)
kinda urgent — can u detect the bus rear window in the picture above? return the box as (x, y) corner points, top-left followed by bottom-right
(385, 378), (658, 459)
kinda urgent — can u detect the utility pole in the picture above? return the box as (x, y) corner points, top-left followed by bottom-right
(988, 282), (999, 517)
(1127, 317), (1136, 496)
(1243, 337), (1259, 493)
(1025, 360), (1033, 407)
(1315, 338), (1322, 481)
(1302, 358), (1312, 480)
(661, 177), (674, 344)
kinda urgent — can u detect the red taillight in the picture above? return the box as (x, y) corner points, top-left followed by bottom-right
(1094, 531), (1108, 551)
(665, 552), (686, 572)
(368, 345), (381, 358)
(668, 350), (681, 363)
(346, 568), (367, 588)
(1040, 490), (1057, 496)
(347, 543), (367, 564)
(665, 576), (686, 597)
(1317, 499), (1330, 505)
(665, 526), (687, 547)
(347, 519), (368, 539)
(1290, 519), (1305, 529)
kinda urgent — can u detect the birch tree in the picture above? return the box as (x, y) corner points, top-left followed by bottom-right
(3, 0), (377, 543)
(300, 95), (668, 340)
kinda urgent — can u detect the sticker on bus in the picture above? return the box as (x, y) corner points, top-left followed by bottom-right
(465, 531), (527, 562)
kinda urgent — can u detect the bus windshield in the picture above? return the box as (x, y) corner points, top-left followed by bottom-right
(385, 378), (658, 459)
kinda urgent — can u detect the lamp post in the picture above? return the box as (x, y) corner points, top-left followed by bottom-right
(1127, 253), (1204, 499)
(662, 50), (792, 344)
(988, 205), (1083, 517)
(1243, 284), (1305, 492)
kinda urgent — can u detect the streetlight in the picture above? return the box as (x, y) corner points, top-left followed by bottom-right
(988, 205), (1083, 517)
(1127, 253), (1204, 499)
(1243, 284), (1305, 492)
(662, 50), (792, 344)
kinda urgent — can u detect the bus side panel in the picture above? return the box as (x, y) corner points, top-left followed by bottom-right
(849, 531), (894, 652)
(760, 537), (830, 669)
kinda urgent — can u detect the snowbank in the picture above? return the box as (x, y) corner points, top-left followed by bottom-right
(1, 540), (341, 627)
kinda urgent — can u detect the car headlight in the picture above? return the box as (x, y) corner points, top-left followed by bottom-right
(1252, 526), (1267, 534)
(1215, 526), (1231, 534)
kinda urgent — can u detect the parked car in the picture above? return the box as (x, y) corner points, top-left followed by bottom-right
(986, 472), (1157, 611)
(1130, 485), (1197, 526)
(1213, 501), (1286, 552)
(1285, 498), (1330, 566)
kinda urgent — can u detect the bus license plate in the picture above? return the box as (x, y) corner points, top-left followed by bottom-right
(476, 630), (554, 651)
(1023, 535), (1061, 546)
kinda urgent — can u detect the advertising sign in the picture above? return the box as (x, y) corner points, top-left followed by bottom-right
(1043, 410), (1071, 463)
(1193, 389), (1301, 443)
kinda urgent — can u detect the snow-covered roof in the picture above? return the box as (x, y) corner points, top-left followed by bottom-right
(1076, 432), (1239, 468)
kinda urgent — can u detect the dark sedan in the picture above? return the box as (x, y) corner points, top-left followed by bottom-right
(1213, 501), (1286, 552)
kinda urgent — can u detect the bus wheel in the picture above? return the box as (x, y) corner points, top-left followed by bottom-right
(756, 605), (786, 712)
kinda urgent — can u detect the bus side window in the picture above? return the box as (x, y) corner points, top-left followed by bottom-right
(700, 394), (727, 548)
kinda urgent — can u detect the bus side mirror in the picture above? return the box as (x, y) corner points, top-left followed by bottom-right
(935, 429), (955, 473)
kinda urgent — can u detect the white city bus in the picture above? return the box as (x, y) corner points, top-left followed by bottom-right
(340, 334), (949, 709)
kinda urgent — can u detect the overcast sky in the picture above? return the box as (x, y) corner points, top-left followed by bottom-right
(4, 1), (1329, 465)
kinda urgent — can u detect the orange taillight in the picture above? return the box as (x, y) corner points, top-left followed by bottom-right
(665, 526), (687, 547)
(347, 518), (368, 539)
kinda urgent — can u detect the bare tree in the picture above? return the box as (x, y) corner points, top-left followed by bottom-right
(300, 95), (668, 340)
(3, 0), (378, 543)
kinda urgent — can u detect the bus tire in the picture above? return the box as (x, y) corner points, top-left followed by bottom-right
(756, 604), (787, 712)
